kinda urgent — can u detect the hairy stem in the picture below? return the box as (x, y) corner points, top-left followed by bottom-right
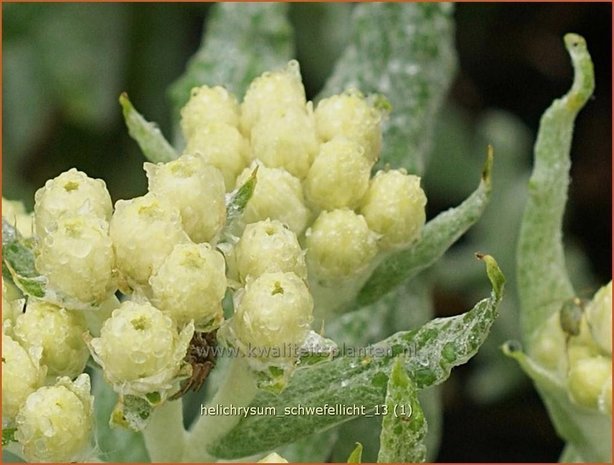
(143, 399), (186, 462)
(182, 357), (258, 461)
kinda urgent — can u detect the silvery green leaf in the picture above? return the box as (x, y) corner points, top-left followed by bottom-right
(169, 2), (293, 120)
(119, 93), (178, 163)
(516, 34), (595, 346)
(377, 357), (427, 463)
(2, 218), (45, 298)
(512, 34), (610, 463)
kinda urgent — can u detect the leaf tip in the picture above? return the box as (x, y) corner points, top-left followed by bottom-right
(347, 442), (363, 463)
(481, 145), (494, 187)
(475, 252), (505, 299)
(562, 32), (594, 111)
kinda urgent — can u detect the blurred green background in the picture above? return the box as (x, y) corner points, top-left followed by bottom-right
(2, 3), (611, 461)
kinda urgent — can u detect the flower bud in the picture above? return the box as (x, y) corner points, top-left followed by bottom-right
(2, 197), (33, 237)
(567, 355), (611, 410)
(2, 334), (46, 422)
(145, 154), (226, 243)
(259, 452), (289, 463)
(231, 272), (313, 357)
(306, 209), (378, 280)
(35, 215), (115, 304)
(180, 85), (240, 138)
(529, 311), (568, 378)
(14, 300), (89, 378)
(585, 281), (612, 355)
(360, 170), (427, 250)
(236, 163), (311, 236)
(15, 374), (93, 462)
(314, 90), (384, 163)
(250, 106), (319, 179)
(110, 193), (188, 287)
(150, 243), (227, 330)
(184, 122), (250, 191)
(304, 137), (372, 210)
(240, 60), (306, 134)
(235, 219), (307, 283)
(34, 168), (112, 238)
(88, 301), (193, 396)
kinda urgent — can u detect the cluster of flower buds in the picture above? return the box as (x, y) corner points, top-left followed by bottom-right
(2, 60), (429, 452)
(531, 281), (612, 415)
(180, 62), (427, 316)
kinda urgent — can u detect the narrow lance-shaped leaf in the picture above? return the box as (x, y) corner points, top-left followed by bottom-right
(2, 218), (46, 298)
(320, 3), (457, 175)
(209, 254), (504, 459)
(377, 357), (427, 463)
(218, 167), (258, 252)
(119, 93), (178, 163)
(225, 166), (258, 225)
(347, 442), (363, 463)
(516, 34), (594, 347)
(169, 2), (293, 118)
(357, 148), (493, 307)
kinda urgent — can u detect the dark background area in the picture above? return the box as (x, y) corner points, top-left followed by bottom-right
(2, 3), (611, 462)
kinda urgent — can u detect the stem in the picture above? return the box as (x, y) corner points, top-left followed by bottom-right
(182, 357), (258, 461)
(142, 399), (186, 462)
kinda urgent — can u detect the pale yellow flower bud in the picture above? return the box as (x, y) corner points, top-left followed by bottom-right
(2, 334), (46, 422)
(180, 85), (240, 138)
(34, 168), (112, 238)
(306, 209), (378, 280)
(110, 193), (189, 286)
(250, 105), (318, 179)
(304, 137), (372, 210)
(35, 215), (115, 304)
(360, 169), (427, 250)
(585, 281), (612, 355)
(88, 301), (193, 396)
(150, 243), (227, 330)
(314, 90), (384, 163)
(259, 452), (289, 463)
(567, 355), (612, 410)
(145, 154), (226, 243)
(240, 60), (306, 134)
(529, 312), (568, 378)
(235, 219), (307, 283)
(232, 272), (313, 356)
(2, 197), (33, 237)
(184, 122), (250, 191)
(14, 300), (89, 378)
(15, 374), (93, 462)
(236, 163), (311, 236)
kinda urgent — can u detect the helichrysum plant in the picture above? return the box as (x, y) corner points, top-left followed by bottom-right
(2, 3), (605, 463)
